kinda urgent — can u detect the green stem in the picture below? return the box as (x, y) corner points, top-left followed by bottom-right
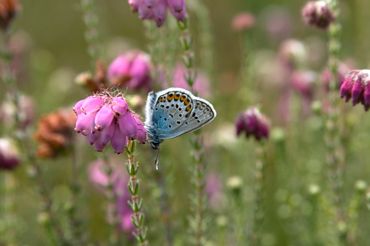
(325, 0), (347, 243)
(80, 0), (101, 66)
(65, 141), (85, 245)
(178, 18), (208, 245)
(250, 144), (266, 246)
(126, 141), (149, 246)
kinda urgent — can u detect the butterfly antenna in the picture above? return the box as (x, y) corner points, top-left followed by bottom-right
(154, 147), (160, 171)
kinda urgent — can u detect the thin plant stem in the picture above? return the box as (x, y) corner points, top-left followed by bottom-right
(27, 153), (69, 246)
(101, 153), (121, 246)
(65, 140), (85, 245)
(154, 168), (173, 246)
(324, 0), (347, 243)
(178, 19), (207, 245)
(126, 141), (149, 246)
(80, 0), (101, 67)
(250, 143), (266, 246)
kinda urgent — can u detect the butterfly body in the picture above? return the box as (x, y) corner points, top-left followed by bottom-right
(145, 87), (217, 149)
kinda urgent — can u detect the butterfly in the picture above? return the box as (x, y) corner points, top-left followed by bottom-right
(145, 87), (217, 150)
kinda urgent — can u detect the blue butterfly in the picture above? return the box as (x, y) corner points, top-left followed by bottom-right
(145, 87), (217, 150)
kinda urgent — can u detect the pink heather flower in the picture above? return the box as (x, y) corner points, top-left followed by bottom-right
(231, 12), (255, 32)
(172, 64), (210, 97)
(167, 0), (186, 22)
(88, 160), (134, 234)
(108, 51), (152, 92)
(129, 0), (187, 27)
(73, 92), (147, 153)
(236, 107), (270, 141)
(339, 70), (370, 111)
(302, 1), (335, 30)
(0, 138), (20, 171)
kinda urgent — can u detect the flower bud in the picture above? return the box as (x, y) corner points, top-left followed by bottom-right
(236, 107), (270, 141)
(302, 1), (335, 30)
(0, 137), (20, 171)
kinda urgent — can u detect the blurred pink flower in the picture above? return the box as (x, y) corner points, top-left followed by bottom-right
(172, 65), (210, 97)
(321, 62), (353, 92)
(0, 138), (20, 171)
(88, 159), (134, 234)
(236, 107), (270, 141)
(231, 12), (255, 32)
(302, 1), (335, 30)
(129, 0), (186, 27)
(262, 7), (292, 41)
(339, 69), (370, 111)
(108, 51), (152, 92)
(206, 172), (223, 209)
(73, 92), (146, 153)
(291, 70), (317, 100)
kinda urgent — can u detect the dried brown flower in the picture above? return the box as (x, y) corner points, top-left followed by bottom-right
(0, 0), (20, 31)
(75, 60), (108, 93)
(34, 108), (76, 158)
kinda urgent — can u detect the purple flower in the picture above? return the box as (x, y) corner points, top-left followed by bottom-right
(302, 1), (335, 30)
(167, 0), (187, 22)
(172, 64), (210, 97)
(339, 70), (370, 111)
(73, 92), (147, 153)
(291, 70), (317, 100)
(108, 51), (152, 92)
(128, 0), (187, 27)
(88, 160), (134, 235)
(0, 138), (20, 171)
(235, 107), (270, 141)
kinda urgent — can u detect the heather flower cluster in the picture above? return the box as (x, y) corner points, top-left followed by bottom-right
(128, 0), (186, 27)
(73, 92), (146, 154)
(236, 107), (270, 141)
(340, 69), (370, 111)
(302, 0), (335, 29)
(108, 51), (152, 92)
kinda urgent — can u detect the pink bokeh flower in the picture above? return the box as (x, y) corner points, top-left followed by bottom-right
(231, 12), (255, 32)
(108, 51), (152, 92)
(89, 159), (134, 234)
(236, 107), (270, 141)
(172, 65), (210, 97)
(205, 172), (223, 209)
(128, 0), (187, 27)
(73, 92), (146, 153)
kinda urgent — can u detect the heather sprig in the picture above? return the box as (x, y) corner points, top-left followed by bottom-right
(322, 0), (348, 242)
(176, 11), (209, 245)
(80, 0), (102, 65)
(126, 141), (149, 246)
